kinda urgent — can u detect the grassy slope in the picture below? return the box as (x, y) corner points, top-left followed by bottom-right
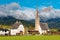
(0, 35), (60, 40)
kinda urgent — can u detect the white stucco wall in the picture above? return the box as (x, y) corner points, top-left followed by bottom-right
(38, 26), (43, 34)
(10, 29), (17, 35)
(17, 25), (24, 32)
(38, 26), (48, 34)
(10, 24), (24, 35)
(0, 31), (9, 35)
(42, 30), (47, 34)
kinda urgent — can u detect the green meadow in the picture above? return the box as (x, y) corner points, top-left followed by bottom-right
(0, 35), (60, 40)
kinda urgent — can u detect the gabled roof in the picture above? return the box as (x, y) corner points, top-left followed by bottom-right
(40, 23), (49, 30)
(11, 21), (22, 29)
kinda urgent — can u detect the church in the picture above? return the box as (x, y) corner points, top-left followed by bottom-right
(9, 8), (49, 35)
(28, 8), (49, 35)
(0, 8), (50, 35)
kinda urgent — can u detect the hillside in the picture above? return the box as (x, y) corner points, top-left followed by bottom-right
(0, 16), (60, 29)
(0, 16), (34, 28)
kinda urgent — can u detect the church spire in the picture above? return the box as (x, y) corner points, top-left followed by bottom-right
(36, 7), (39, 18)
(35, 7), (40, 30)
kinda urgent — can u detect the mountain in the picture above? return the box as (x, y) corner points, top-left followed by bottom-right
(0, 16), (60, 29)
(47, 18), (60, 29)
(0, 16), (34, 28)
(0, 16), (16, 25)
(0, 6), (60, 28)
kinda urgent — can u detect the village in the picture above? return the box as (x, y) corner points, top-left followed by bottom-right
(0, 8), (60, 36)
(0, 0), (60, 40)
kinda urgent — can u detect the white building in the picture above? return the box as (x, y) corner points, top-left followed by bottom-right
(0, 29), (9, 35)
(35, 8), (49, 34)
(10, 21), (24, 35)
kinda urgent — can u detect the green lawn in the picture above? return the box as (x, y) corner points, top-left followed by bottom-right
(0, 35), (60, 40)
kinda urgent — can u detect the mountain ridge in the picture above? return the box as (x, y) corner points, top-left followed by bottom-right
(0, 16), (60, 29)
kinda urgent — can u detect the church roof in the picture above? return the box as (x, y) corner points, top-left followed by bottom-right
(11, 21), (22, 29)
(40, 23), (49, 30)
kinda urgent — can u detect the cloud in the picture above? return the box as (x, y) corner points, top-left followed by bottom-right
(40, 6), (60, 20)
(0, 2), (60, 21)
(0, 2), (35, 20)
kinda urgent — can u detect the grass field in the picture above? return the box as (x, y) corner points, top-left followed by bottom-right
(0, 35), (60, 40)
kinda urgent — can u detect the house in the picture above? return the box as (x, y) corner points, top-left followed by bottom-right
(0, 28), (9, 35)
(10, 21), (24, 35)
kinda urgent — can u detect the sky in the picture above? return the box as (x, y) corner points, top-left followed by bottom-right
(0, 0), (60, 8)
(0, 0), (60, 20)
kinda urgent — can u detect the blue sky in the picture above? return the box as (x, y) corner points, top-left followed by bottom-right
(0, 0), (60, 20)
(0, 0), (60, 9)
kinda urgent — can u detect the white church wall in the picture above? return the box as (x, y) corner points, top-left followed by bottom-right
(38, 26), (43, 34)
(42, 30), (47, 34)
(38, 26), (47, 34)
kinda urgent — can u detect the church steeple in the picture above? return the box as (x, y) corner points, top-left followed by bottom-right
(34, 5), (49, 35)
(35, 7), (40, 30)
(36, 8), (39, 18)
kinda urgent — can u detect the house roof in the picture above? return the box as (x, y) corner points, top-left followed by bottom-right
(0, 28), (9, 31)
(11, 21), (22, 29)
(40, 23), (49, 30)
